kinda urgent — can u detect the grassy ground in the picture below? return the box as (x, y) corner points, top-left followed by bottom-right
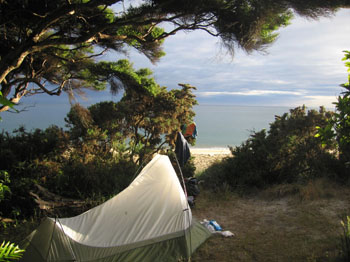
(1, 179), (350, 262)
(191, 181), (350, 262)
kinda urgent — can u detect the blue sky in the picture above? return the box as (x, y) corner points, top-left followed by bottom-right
(1, 8), (350, 132)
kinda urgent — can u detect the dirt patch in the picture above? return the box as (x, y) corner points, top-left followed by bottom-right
(191, 188), (350, 262)
(191, 152), (350, 261)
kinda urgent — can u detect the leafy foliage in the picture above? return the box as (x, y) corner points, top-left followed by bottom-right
(0, 126), (69, 218)
(200, 106), (340, 191)
(0, 171), (11, 203)
(317, 51), (350, 169)
(67, 61), (197, 165)
(0, 92), (16, 111)
(333, 51), (350, 165)
(0, 92), (17, 121)
(55, 157), (137, 199)
(0, 62), (197, 218)
(0, 241), (25, 261)
(0, 123), (137, 217)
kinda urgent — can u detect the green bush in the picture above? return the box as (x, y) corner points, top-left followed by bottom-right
(0, 126), (68, 218)
(55, 158), (137, 199)
(0, 166), (37, 219)
(0, 65), (198, 219)
(317, 51), (350, 174)
(200, 106), (340, 191)
(0, 126), (68, 167)
(0, 170), (11, 202)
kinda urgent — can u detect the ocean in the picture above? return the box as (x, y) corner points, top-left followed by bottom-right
(1, 103), (292, 148)
(193, 104), (291, 148)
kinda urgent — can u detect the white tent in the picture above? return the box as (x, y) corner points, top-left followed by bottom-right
(21, 154), (211, 261)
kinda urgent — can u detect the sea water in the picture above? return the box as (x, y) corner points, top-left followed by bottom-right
(193, 104), (291, 148)
(1, 103), (292, 148)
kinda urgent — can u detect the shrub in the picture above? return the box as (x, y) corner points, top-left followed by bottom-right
(0, 166), (37, 219)
(0, 170), (11, 202)
(55, 157), (137, 199)
(200, 106), (340, 191)
(0, 126), (68, 218)
(0, 126), (68, 167)
(317, 51), (350, 177)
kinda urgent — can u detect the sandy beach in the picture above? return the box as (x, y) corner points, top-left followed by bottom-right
(190, 147), (231, 173)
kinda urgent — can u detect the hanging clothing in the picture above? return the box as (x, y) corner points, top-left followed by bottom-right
(181, 124), (187, 135)
(175, 132), (191, 168)
(184, 122), (197, 139)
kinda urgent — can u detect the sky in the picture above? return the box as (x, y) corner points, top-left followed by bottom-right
(121, 8), (350, 109)
(1, 7), (350, 132)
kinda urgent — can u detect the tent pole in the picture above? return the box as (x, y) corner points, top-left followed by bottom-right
(173, 152), (193, 260)
(173, 153), (188, 197)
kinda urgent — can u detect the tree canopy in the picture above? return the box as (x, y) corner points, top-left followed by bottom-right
(65, 60), (198, 165)
(1, 0), (349, 112)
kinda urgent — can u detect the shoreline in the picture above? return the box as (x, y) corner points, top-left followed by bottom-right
(190, 147), (231, 155)
(189, 148), (231, 173)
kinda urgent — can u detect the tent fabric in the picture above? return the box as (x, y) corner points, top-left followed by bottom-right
(21, 154), (211, 262)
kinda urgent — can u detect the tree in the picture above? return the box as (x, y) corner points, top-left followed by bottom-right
(1, 0), (348, 112)
(66, 60), (197, 164)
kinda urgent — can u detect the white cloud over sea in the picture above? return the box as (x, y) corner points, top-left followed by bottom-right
(196, 90), (304, 97)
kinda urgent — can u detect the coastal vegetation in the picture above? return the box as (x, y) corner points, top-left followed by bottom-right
(1, 1), (350, 261)
(1, 57), (350, 259)
(200, 105), (341, 191)
(200, 51), (350, 194)
(0, 64), (197, 218)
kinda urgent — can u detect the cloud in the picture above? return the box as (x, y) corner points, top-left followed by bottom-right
(298, 95), (338, 109)
(196, 90), (304, 97)
(39, 8), (350, 108)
